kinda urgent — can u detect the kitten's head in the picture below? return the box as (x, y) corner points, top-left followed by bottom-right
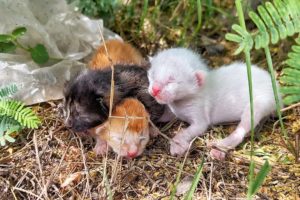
(95, 98), (150, 158)
(147, 48), (207, 104)
(62, 70), (109, 132)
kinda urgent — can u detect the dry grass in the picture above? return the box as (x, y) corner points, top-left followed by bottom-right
(1, 1), (300, 198)
(0, 101), (299, 199)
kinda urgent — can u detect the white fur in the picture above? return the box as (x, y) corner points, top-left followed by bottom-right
(148, 48), (280, 158)
(148, 48), (208, 104)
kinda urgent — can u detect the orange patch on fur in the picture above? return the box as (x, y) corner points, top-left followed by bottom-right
(89, 39), (145, 69)
(88, 40), (149, 140)
(109, 98), (149, 134)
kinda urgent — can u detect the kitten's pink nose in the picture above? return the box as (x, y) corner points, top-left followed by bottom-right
(151, 85), (161, 97)
(127, 151), (138, 158)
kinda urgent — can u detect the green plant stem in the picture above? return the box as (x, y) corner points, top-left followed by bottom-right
(264, 46), (296, 155)
(13, 39), (30, 51)
(244, 50), (255, 160)
(191, 0), (202, 39)
(180, 0), (196, 46)
(235, 1), (255, 198)
(202, 3), (234, 20)
(264, 47), (285, 137)
(138, 0), (149, 34)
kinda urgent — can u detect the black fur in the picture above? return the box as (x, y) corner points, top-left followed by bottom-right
(63, 64), (165, 132)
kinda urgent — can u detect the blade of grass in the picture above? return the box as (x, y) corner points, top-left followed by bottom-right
(235, 0), (256, 195)
(264, 46), (295, 155)
(169, 137), (197, 200)
(183, 156), (205, 200)
(191, 0), (203, 39)
(204, 0), (213, 18)
(138, 0), (149, 34)
(247, 160), (271, 199)
(97, 22), (113, 200)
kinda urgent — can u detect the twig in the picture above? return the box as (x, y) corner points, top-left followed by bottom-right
(12, 187), (41, 199)
(97, 22), (114, 200)
(24, 170), (44, 194)
(296, 133), (299, 163)
(79, 137), (92, 199)
(170, 137), (198, 198)
(33, 132), (48, 199)
(10, 187), (18, 200)
(110, 118), (128, 184)
(149, 120), (172, 141)
(41, 140), (73, 196)
(14, 170), (29, 188)
(281, 102), (300, 112)
(208, 162), (213, 200)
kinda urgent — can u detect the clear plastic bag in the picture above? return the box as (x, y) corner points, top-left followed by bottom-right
(0, 0), (120, 105)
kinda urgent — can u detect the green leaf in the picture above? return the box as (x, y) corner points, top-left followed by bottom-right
(0, 42), (16, 53)
(12, 27), (27, 38)
(280, 86), (300, 95)
(258, 5), (279, 44)
(265, 2), (287, 40)
(0, 34), (12, 42)
(0, 100), (41, 129)
(0, 85), (18, 99)
(30, 44), (49, 64)
(4, 134), (15, 143)
(234, 42), (245, 55)
(183, 157), (205, 200)
(247, 160), (271, 199)
(283, 94), (300, 105)
(225, 33), (242, 43)
(0, 137), (5, 146)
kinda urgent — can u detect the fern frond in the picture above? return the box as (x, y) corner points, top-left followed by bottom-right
(0, 116), (21, 146)
(0, 100), (41, 128)
(280, 37), (300, 105)
(226, 0), (300, 53)
(0, 84), (18, 100)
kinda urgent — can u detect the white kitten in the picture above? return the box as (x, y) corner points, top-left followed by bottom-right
(148, 48), (280, 160)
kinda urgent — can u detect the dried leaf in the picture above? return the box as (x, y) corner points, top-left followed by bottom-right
(61, 172), (82, 188)
(176, 176), (193, 196)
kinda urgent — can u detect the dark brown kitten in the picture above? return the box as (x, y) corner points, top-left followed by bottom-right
(63, 64), (165, 132)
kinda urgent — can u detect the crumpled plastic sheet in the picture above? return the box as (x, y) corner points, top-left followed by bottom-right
(0, 0), (121, 105)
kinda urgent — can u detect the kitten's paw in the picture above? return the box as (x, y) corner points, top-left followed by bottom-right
(210, 148), (226, 161)
(170, 138), (189, 156)
(208, 139), (233, 152)
(149, 126), (159, 137)
(93, 142), (108, 156)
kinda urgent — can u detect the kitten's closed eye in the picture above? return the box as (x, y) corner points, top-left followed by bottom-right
(111, 136), (122, 141)
(139, 136), (147, 141)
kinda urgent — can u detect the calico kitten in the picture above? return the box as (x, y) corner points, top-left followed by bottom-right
(148, 48), (280, 160)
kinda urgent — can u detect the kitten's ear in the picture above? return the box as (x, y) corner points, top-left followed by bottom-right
(195, 70), (207, 87)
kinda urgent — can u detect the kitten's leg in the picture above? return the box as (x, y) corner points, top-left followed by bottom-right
(170, 123), (208, 156)
(93, 136), (109, 156)
(209, 98), (274, 160)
